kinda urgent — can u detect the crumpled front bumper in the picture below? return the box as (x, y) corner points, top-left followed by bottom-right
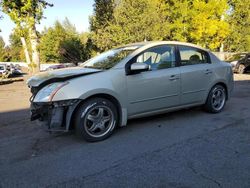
(30, 99), (80, 132)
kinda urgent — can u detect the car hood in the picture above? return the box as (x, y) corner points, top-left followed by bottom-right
(27, 67), (101, 88)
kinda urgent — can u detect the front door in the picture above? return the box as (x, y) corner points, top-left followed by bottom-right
(126, 45), (181, 116)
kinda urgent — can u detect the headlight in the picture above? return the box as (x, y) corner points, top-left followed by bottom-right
(34, 82), (69, 102)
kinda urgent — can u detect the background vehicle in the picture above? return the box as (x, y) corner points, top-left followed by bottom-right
(27, 41), (234, 142)
(45, 64), (66, 71)
(226, 53), (250, 74)
(0, 64), (9, 78)
(9, 64), (23, 76)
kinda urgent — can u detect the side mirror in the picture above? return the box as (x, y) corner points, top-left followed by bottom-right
(129, 63), (149, 74)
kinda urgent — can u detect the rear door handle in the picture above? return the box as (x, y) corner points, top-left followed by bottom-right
(169, 75), (180, 81)
(205, 69), (213, 74)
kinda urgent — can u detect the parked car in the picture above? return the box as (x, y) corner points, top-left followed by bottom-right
(27, 41), (234, 142)
(4, 63), (23, 77)
(45, 64), (65, 71)
(226, 53), (250, 74)
(10, 64), (23, 76)
(0, 64), (9, 78)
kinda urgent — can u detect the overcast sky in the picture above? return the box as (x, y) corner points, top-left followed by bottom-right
(0, 0), (94, 45)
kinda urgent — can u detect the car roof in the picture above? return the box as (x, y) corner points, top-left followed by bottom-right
(121, 41), (209, 52)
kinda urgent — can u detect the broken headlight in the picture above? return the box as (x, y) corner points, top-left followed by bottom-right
(34, 82), (69, 102)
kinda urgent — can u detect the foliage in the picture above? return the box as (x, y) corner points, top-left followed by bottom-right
(189, 0), (229, 50)
(90, 0), (115, 33)
(90, 0), (229, 51)
(59, 37), (84, 64)
(166, 0), (229, 50)
(92, 0), (169, 51)
(89, 0), (116, 53)
(8, 31), (26, 61)
(1, 0), (249, 63)
(225, 0), (250, 52)
(1, 0), (52, 33)
(39, 19), (87, 64)
(0, 36), (6, 61)
(1, 0), (52, 72)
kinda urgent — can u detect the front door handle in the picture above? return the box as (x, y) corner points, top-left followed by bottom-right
(205, 69), (213, 74)
(169, 75), (180, 81)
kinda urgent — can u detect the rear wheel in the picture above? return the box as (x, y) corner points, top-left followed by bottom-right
(238, 64), (246, 74)
(74, 98), (118, 142)
(204, 85), (226, 113)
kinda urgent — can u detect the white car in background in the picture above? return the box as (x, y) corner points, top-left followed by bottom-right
(0, 64), (8, 78)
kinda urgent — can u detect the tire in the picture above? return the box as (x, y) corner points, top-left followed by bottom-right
(238, 64), (246, 74)
(204, 85), (226, 113)
(74, 98), (118, 142)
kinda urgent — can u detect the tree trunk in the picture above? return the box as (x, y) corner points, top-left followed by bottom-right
(29, 26), (40, 73)
(20, 37), (31, 65)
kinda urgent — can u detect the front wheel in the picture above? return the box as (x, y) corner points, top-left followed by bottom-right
(204, 85), (226, 113)
(74, 98), (118, 142)
(238, 64), (246, 74)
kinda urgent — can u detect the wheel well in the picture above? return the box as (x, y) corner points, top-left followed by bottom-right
(69, 94), (122, 129)
(213, 82), (228, 100)
(245, 65), (250, 71)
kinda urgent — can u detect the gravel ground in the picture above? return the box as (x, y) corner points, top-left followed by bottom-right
(0, 73), (250, 188)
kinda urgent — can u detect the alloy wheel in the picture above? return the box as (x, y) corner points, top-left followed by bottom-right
(83, 105), (115, 138)
(211, 87), (226, 111)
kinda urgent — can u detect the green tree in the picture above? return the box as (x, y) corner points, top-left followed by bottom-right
(188, 0), (229, 50)
(225, 0), (250, 52)
(1, 0), (53, 72)
(0, 36), (6, 61)
(92, 0), (169, 51)
(63, 17), (77, 36)
(89, 0), (116, 53)
(90, 0), (115, 33)
(39, 21), (67, 63)
(39, 19), (86, 64)
(59, 37), (84, 64)
(8, 31), (25, 61)
(79, 32), (96, 59)
(91, 0), (230, 51)
(165, 0), (229, 50)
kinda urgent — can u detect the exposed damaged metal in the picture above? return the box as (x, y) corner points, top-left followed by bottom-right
(30, 99), (81, 132)
(28, 69), (102, 132)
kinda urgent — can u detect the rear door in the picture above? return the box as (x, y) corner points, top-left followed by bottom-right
(178, 45), (214, 105)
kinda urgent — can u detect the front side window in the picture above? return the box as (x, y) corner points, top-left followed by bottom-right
(179, 46), (209, 66)
(135, 45), (176, 70)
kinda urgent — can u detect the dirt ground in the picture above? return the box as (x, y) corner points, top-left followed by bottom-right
(0, 73), (250, 187)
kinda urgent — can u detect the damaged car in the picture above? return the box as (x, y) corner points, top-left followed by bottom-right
(27, 41), (234, 142)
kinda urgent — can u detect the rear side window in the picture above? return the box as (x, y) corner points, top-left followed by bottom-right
(179, 46), (209, 66)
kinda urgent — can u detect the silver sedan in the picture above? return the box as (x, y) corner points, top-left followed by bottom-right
(28, 41), (234, 142)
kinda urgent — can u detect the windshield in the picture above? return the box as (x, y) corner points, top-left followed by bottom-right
(81, 46), (140, 70)
(0, 65), (5, 70)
